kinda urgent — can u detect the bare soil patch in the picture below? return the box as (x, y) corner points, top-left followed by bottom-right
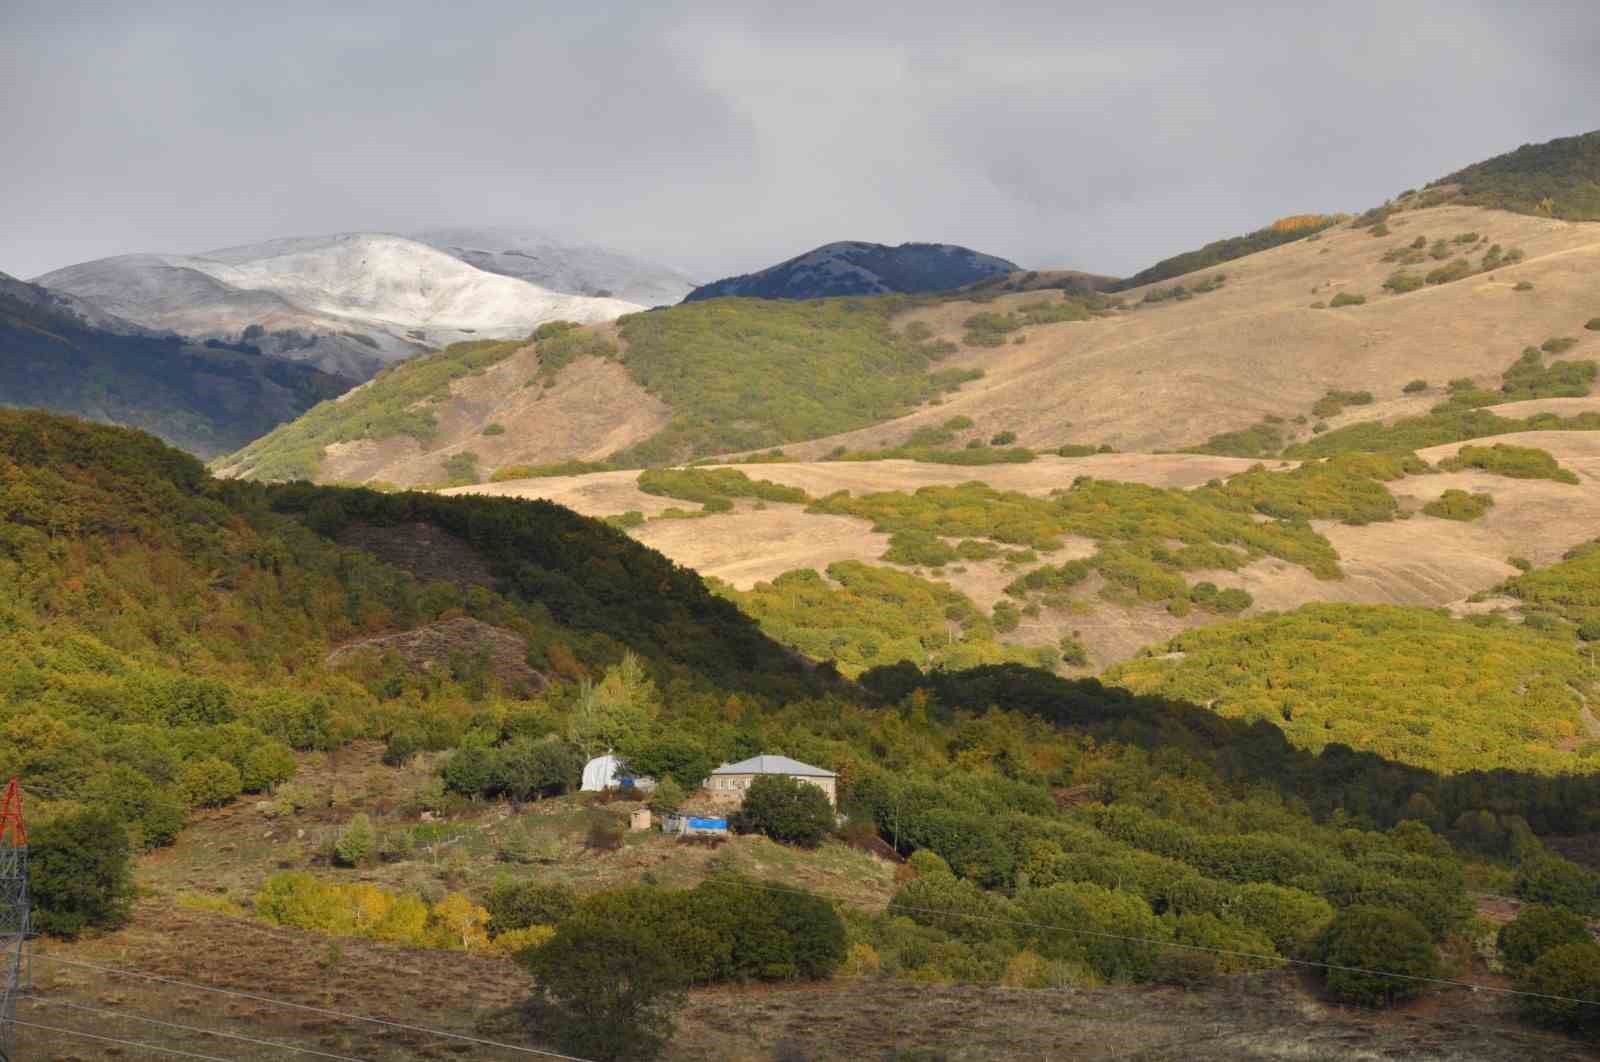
(337, 520), (498, 588)
(327, 616), (547, 694)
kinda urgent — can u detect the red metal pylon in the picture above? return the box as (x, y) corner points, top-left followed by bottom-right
(0, 780), (23, 848)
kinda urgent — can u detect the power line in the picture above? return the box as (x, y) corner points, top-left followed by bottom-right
(695, 875), (1600, 1010)
(1, 1016), (237, 1061)
(22, 994), (372, 1061)
(32, 954), (593, 1062)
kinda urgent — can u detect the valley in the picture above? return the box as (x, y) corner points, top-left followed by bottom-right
(8, 119), (1600, 1062)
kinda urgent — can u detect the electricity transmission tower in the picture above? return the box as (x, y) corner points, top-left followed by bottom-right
(0, 779), (29, 1062)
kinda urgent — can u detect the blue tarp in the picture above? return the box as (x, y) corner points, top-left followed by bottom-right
(687, 817), (727, 830)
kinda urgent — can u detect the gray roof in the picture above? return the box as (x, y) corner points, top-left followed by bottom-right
(711, 754), (835, 778)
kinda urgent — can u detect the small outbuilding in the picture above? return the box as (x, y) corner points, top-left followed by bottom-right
(708, 755), (837, 807)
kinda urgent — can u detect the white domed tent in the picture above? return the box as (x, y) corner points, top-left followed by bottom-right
(581, 754), (623, 792)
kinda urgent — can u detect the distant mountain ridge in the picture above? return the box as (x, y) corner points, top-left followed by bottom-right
(35, 233), (643, 380)
(0, 270), (348, 457)
(411, 227), (697, 306)
(683, 241), (1020, 302)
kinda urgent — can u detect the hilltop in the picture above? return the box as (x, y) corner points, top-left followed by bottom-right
(35, 232), (642, 380)
(0, 271), (349, 456)
(683, 240), (1020, 301)
(1432, 127), (1600, 220)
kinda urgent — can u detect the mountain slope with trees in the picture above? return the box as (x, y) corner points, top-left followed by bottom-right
(0, 271), (350, 457)
(684, 241), (1020, 302)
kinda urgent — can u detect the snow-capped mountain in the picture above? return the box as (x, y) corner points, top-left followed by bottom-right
(35, 233), (644, 380)
(411, 227), (697, 306)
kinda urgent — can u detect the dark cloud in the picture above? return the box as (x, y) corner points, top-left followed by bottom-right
(3, 0), (1597, 281)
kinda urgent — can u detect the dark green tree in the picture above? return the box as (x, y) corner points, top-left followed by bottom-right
(485, 879), (577, 937)
(1497, 904), (1592, 975)
(622, 735), (717, 789)
(1318, 905), (1439, 1006)
(30, 810), (137, 939)
(1516, 855), (1600, 915)
(732, 775), (835, 847)
(1516, 941), (1600, 1034)
(518, 917), (685, 1061)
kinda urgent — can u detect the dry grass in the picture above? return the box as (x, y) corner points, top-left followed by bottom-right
(450, 431), (1600, 667)
(772, 205), (1600, 459)
(26, 921), (1588, 1061)
(320, 340), (670, 486)
(316, 205), (1600, 487)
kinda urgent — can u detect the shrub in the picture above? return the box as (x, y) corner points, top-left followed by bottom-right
(1515, 281), (1535, 291)
(649, 777), (686, 815)
(1516, 941), (1600, 1034)
(1229, 882), (1335, 958)
(1439, 444), (1580, 484)
(733, 775), (835, 847)
(992, 601), (1021, 633)
(181, 756), (243, 807)
(442, 451), (480, 487)
(1058, 635), (1088, 667)
(334, 813), (376, 867)
(585, 813), (626, 852)
(1422, 489), (1494, 521)
(990, 431), (1017, 446)
(1329, 292), (1367, 307)
(1515, 856), (1600, 915)
(518, 916), (685, 1061)
(1497, 904), (1592, 975)
(1318, 905), (1438, 1006)
(1402, 379), (1428, 393)
(1425, 258), (1474, 285)
(29, 809), (137, 939)
(1587, 318), (1600, 332)
(482, 423), (506, 436)
(1016, 882), (1166, 982)
(1383, 271), (1424, 294)
(486, 879), (578, 937)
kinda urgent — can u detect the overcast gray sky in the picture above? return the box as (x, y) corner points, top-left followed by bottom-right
(4, 0), (1598, 282)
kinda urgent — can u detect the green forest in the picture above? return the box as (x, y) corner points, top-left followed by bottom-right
(609, 297), (987, 465)
(1112, 215), (1341, 291)
(1433, 129), (1600, 221)
(1106, 604), (1593, 774)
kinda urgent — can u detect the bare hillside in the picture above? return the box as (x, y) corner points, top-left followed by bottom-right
(771, 204), (1600, 459)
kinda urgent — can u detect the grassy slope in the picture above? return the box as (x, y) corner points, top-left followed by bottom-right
(218, 337), (528, 481)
